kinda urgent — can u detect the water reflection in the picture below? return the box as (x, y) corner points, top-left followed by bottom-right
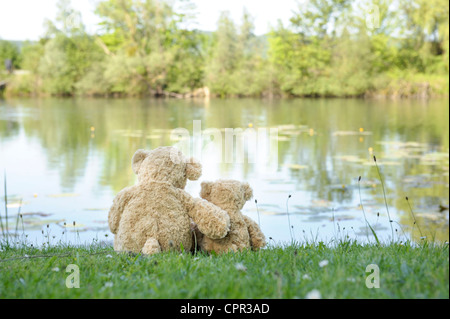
(0, 97), (448, 245)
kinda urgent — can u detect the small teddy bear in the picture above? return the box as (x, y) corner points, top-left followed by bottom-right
(194, 179), (266, 254)
(108, 147), (230, 255)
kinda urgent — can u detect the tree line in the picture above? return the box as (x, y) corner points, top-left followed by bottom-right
(0, 0), (448, 98)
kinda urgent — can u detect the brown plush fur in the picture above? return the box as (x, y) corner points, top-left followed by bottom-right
(195, 180), (266, 254)
(108, 147), (231, 255)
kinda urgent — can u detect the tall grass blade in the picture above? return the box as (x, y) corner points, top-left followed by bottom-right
(373, 156), (394, 241)
(14, 198), (22, 237)
(286, 195), (293, 242)
(406, 196), (423, 238)
(358, 176), (380, 245)
(255, 199), (261, 228)
(4, 171), (8, 245)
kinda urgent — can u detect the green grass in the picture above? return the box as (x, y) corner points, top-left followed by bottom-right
(0, 240), (448, 299)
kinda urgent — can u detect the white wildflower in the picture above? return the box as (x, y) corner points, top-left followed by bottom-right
(106, 254), (112, 258)
(302, 274), (311, 280)
(319, 260), (329, 268)
(235, 262), (247, 272)
(305, 289), (321, 299)
(104, 282), (114, 288)
(51, 267), (60, 272)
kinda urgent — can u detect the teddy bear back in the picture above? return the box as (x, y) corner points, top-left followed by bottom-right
(200, 179), (253, 213)
(132, 147), (202, 189)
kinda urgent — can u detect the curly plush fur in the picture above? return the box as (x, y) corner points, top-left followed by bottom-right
(108, 147), (231, 255)
(194, 179), (266, 254)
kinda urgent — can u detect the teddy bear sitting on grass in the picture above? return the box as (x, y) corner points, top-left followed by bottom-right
(193, 179), (266, 254)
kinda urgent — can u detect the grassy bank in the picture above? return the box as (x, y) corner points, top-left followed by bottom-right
(0, 240), (448, 299)
(3, 71), (449, 99)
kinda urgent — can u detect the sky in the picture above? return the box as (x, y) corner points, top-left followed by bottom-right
(0, 0), (300, 41)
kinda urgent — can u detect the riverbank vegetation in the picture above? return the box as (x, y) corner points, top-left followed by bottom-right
(0, 0), (449, 98)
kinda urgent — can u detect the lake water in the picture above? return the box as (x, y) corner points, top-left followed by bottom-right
(0, 97), (448, 246)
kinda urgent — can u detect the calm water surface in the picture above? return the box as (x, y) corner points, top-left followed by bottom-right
(0, 98), (448, 246)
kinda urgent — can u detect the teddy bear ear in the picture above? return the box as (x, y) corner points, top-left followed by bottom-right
(200, 181), (213, 200)
(186, 157), (202, 181)
(242, 182), (253, 201)
(132, 149), (150, 174)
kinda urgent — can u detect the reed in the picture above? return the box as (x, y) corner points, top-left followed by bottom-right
(373, 155), (394, 241)
(358, 176), (380, 245)
(406, 196), (424, 239)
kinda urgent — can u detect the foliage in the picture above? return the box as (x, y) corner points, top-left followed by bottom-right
(2, 0), (449, 97)
(0, 40), (21, 70)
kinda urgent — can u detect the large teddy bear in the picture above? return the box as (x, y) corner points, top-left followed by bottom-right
(108, 147), (230, 255)
(194, 179), (266, 254)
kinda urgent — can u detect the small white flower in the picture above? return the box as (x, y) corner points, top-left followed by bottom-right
(106, 254), (112, 258)
(193, 257), (200, 261)
(319, 260), (329, 268)
(51, 267), (60, 272)
(24, 254), (29, 258)
(104, 282), (113, 288)
(346, 277), (356, 282)
(420, 236), (427, 240)
(120, 275), (126, 281)
(302, 274), (311, 280)
(305, 289), (321, 299)
(235, 262), (247, 272)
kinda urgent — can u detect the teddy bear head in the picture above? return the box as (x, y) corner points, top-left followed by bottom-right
(131, 147), (201, 189)
(200, 179), (253, 211)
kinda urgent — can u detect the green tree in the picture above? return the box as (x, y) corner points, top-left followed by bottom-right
(0, 40), (21, 70)
(94, 0), (200, 95)
(34, 0), (103, 95)
(204, 11), (239, 97)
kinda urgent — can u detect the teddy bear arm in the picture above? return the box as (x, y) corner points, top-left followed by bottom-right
(108, 186), (136, 234)
(186, 198), (231, 240)
(242, 215), (266, 250)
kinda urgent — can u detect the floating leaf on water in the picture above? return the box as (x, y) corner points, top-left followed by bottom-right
(284, 164), (308, 170)
(22, 219), (65, 230)
(376, 141), (428, 148)
(261, 211), (285, 216)
(145, 134), (162, 139)
(328, 184), (354, 191)
(362, 160), (401, 166)
(21, 212), (52, 217)
(311, 199), (333, 208)
(276, 124), (298, 131)
(6, 201), (28, 208)
(60, 222), (86, 229)
(305, 215), (331, 222)
(329, 215), (356, 222)
(333, 131), (373, 136)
